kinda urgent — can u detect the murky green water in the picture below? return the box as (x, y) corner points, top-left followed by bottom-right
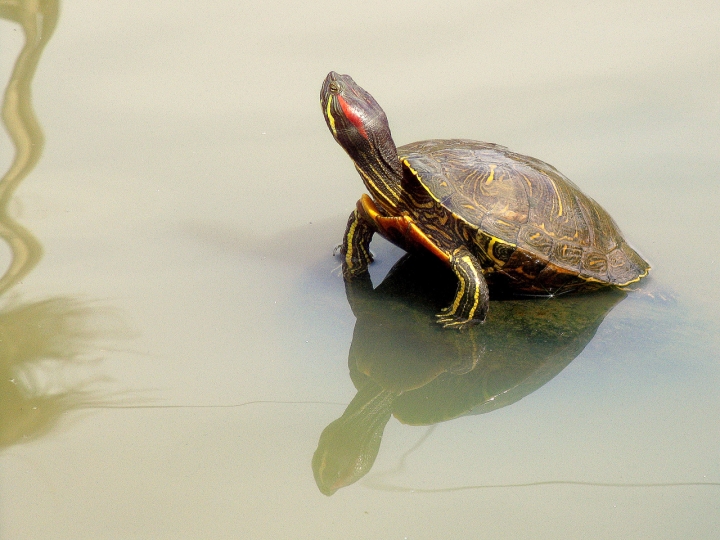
(1, 1), (719, 538)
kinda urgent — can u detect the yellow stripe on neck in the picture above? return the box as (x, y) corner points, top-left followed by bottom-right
(326, 98), (337, 136)
(356, 167), (396, 209)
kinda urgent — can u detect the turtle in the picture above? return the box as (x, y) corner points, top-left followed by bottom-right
(320, 71), (650, 329)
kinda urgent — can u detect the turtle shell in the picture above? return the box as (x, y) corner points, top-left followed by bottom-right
(398, 139), (650, 291)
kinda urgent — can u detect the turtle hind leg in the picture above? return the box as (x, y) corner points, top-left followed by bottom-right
(339, 206), (375, 280)
(436, 247), (489, 329)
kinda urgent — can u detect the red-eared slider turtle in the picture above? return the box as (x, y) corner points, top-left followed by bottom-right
(320, 72), (650, 328)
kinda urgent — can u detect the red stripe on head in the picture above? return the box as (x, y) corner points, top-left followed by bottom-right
(337, 96), (368, 139)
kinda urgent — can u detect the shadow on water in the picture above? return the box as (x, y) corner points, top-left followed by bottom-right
(312, 253), (628, 495)
(0, 2), (131, 450)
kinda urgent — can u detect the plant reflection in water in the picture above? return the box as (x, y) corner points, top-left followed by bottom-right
(0, 1), (129, 450)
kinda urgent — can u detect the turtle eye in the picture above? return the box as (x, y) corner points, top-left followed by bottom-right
(328, 81), (343, 95)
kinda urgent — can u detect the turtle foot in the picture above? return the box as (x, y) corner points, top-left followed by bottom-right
(336, 244), (374, 280)
(436, 311), (484, 331)
(342, 265), (372, 282)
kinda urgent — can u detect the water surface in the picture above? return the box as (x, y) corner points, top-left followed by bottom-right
(1, 1), (719, 538)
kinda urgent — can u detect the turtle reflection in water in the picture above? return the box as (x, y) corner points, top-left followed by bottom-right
(312, 254), (626, 495)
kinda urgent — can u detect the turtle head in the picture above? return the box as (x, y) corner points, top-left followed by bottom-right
(321, 72), (403, 188)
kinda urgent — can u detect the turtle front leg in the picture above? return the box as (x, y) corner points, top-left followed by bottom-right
(339, 206), (375, 280)
(437, 246), (490, 329)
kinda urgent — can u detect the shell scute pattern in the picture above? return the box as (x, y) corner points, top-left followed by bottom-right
(398, 139), (649, 288)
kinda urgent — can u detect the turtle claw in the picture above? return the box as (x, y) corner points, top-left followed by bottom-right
(435, 312), (483, 331)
